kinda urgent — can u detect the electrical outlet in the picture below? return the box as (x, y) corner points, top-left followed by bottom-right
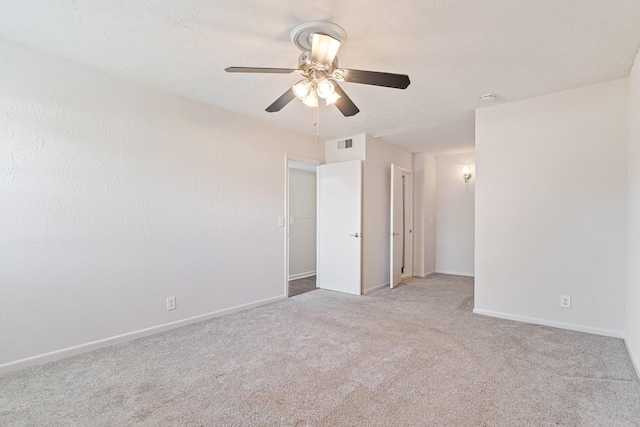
(560, 295), (571, 309)
(166, 296), (176, 311)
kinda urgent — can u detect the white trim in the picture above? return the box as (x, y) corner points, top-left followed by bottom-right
(284, 153), (321, 299)
(288, 271), (316, 281)
(435, 270), (475, 277)
(286, 153), (323, 167)
(0, 295), (285, 375)
(401, 167), (414, 280)
(390, 164), (414, 286)
(364, 282), (390, 295)
(413, 270), (436, 278)
(473, 308), (625, 339)
(625, 340), (640, 380)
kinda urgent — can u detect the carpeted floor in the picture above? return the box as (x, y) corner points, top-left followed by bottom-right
(1, 274), (639, 426)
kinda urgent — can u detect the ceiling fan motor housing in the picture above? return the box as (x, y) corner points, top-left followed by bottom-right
(298, 52), (340, 76)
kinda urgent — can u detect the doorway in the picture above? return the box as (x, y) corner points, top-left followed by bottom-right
(401, 169), (413, 280)
(390, 164), (413, 288)
(286, 155), (320, 297)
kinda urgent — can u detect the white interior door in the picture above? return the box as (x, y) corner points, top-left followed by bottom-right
(390, 164), (403, 288)
(317, 160), (362, 295)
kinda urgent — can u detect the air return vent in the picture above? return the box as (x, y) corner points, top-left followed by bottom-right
(337, 138), (353, 150)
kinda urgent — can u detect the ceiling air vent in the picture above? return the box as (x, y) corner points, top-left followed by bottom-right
(337, 138), (353, 150)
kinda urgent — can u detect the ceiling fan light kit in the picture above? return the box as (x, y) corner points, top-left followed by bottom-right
(293, 78), (340, 107)
(225, 21), (411, 117)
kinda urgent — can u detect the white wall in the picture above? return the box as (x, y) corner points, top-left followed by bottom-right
(0, 39), (323, 371)
(412, 153), (437, 276)
(475, 79), (628, 337)
(435, 152), (475, 276)
(363, 134), (412, 293)
(324, 134), (366, 163)
(627, 49), (640, 373)
(288, 168), (316, 279)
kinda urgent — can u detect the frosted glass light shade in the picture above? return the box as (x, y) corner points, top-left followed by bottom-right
(302, 90), (318, 107)
(325, 92), (341, 105)
(293, 80), (311, 100)
(316, 79), (335, 99)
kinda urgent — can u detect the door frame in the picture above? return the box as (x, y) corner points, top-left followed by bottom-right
(284, 153), (322, 297)
(390, 165), (414, 287)
(401, 168), (414, 279)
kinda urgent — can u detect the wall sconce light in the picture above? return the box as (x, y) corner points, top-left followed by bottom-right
(462, 166), (472, 183)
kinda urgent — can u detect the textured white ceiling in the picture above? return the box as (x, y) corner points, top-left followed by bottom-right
(1, 0), (639, 154)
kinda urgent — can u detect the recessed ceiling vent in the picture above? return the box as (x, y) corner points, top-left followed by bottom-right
(337, 138), (353, 150)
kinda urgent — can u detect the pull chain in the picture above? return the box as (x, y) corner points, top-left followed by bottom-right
(314, 105), (320, 143)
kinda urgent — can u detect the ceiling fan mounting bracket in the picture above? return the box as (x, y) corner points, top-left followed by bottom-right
(290, 21), (347, 51)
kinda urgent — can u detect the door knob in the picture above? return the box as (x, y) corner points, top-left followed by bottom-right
(390, 232), (400, 236)
(349, 232), (361, 237)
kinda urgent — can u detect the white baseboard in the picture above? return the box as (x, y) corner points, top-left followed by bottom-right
(473, 308), (625, 339)
(364, 282), (390, 295)
(418, 270), (436, 278)
(625, 340), (640, 380)
(288, 271), (316, 281)
(435, 270), (475, 277)
(0, 295), (285, 375)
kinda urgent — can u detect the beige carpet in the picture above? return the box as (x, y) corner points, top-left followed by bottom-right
(1, 274), (639, 426)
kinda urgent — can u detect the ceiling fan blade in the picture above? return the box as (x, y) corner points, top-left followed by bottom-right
(225, 67), (298, 74)
(341, 69), (410, 89)
(266, 88), (296, 112)
(333, 83), (359, 117)
(310, 33), (341, 65)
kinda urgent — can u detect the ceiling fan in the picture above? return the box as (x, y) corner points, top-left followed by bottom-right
(225, 21), (410, 117)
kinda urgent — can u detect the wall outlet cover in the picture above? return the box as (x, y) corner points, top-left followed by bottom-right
(167, 296), (176, 311)
(560, 295), (571, 309)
